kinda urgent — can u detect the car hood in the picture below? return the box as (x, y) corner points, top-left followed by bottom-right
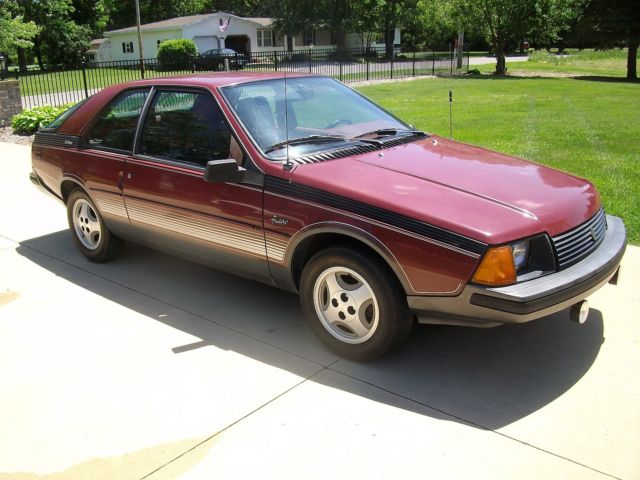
(289, 135), (601, 244)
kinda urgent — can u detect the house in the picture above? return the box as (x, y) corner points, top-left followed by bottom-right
(85, 38), (112, 63)
(102, 12), (399, 62)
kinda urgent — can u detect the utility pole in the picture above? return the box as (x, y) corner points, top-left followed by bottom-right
(135, 0), (145, 78)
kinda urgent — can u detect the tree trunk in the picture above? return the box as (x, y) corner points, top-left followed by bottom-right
(495, 46), (506, 74)
(17, 47), (28, 73)
(384, 25), (394, 60)
(34, 37), (44, 71)
(628, 43), (638, 80)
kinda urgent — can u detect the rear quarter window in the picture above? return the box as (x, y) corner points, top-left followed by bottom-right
(86, 89), (149, 152)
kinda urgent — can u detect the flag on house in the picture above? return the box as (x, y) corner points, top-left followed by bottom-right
(219, 17), (230, 33)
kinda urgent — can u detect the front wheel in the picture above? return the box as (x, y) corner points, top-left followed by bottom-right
(300, 248), (412, 361)
(66, 189), (122, 262)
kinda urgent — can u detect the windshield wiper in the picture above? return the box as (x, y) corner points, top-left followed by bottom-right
(354, 128), (425, 138)
(265, 135), (347, 154)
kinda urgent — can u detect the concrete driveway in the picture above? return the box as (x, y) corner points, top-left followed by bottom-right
(0, 142), (638, 480)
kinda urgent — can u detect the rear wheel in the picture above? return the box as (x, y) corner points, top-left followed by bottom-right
(300, 247), (412, 361)
(66, 189), (122, 262)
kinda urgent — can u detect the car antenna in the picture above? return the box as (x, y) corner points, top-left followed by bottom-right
(282, 69), (295, 173)
(449, 88), (453, 140)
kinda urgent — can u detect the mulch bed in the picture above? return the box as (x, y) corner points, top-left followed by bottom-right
(0, 126), (33, 145)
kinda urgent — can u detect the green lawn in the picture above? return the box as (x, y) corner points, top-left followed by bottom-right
(478, 49), (636, 78)
(356, 75), (640, 244)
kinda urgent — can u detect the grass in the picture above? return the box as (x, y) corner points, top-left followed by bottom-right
(356, 74), (640, 244)
(478, 48), (636, 77)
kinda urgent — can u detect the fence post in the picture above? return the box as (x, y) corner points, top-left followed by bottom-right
(412, 50), (416, 77)
(308, 49), (312, 73)
(390, 54), (394, 80)
(339, 51), (343, 81)
(81, 60), (89, 99)
(274, 51), (278, 71)
(432, 51), (435, 75)
(467, 46), (470, 72)
(192, 56), (196, 73)
(366, 55), (369, 81)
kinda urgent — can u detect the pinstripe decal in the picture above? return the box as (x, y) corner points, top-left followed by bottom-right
(92, 190), (128, 219)
(126, 198), (266, 258)
(265, 232), (289, 262)
(265, 176), (487, 256)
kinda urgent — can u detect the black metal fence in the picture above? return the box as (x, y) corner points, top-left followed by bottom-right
(12, 46), (470, 109)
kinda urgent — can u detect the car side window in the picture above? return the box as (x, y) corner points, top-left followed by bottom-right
(87, 89), (149, 151)
(139, 90), (232, 167)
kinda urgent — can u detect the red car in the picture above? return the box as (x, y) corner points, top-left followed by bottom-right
(30, 73), (626, 360)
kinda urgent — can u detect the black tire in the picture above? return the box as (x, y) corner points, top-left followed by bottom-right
(300, 247), (412, 361)
(66, 189), (122, 262)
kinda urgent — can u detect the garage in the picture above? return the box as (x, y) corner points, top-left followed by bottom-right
(193, 35), (220, 53)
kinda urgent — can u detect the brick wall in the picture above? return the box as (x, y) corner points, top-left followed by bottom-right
(0, 80), (23, 124)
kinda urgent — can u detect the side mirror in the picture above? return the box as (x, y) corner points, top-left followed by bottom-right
(203, 159), (245, 183)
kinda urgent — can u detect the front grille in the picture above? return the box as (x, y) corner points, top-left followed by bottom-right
(552, 208), (607, 269)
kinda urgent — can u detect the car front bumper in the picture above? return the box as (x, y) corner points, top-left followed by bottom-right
(408, 214), (627, 327)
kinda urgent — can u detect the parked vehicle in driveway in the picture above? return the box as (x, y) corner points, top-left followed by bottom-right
(30, 72), (626, 360)
(195, 48), (247, 71)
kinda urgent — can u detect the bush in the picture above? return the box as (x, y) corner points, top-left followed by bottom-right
(327, 49), (354, 62)
(157, 39), (197, 71)
(11, 103), (75, 134)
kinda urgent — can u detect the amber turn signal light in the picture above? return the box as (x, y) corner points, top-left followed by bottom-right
(472, 245), (517, 286)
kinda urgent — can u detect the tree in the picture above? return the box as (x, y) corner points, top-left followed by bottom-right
(530, 0), (585, 51)
(0, 9), (38, 57)
(7, 0), (108, 70)
(452, 0), (534, 74)
(583, 0), (640, 80)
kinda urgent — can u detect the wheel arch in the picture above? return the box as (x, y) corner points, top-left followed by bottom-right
(60, 175), (87, 203)
(286, 223), (413, 295)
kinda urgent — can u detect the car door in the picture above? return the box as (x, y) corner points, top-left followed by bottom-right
(80, 88), (150, 238)
(123, 87), (269, 281)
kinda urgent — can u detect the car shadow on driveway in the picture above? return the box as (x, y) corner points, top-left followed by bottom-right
(17, 231), (605, 431)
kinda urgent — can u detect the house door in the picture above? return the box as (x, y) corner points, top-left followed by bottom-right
(286, 36), (293, 51)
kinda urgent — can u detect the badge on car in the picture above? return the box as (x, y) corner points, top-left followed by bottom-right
(271, 214), (288, 226)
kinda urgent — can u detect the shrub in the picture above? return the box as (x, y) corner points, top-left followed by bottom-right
(327, 49), (354, 62)
(12, 103), (75, 134)
(157, 39), (197, 71)
(466, 68), (481, 75)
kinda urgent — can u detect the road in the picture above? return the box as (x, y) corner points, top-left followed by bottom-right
(1, 141), (638, 479)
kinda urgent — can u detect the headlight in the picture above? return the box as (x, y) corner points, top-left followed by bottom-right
(511, 240), (530, 272)
(472, 235), (555, 286)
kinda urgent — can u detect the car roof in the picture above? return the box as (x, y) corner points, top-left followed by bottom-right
(126, 71), (316, 89)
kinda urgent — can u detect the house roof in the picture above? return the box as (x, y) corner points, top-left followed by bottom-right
(87, 38), (109, 53)
(105, 13), (273, 36)
(244, 18), (274, 27)
(106, 14), (217, 35)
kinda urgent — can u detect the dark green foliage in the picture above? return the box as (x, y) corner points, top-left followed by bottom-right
(582, 0), (640, 79)
(157, 39), (197, 71)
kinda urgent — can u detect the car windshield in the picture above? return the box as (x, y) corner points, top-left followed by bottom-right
(221, 49), (236, 54)
(221, 76), (410, 158)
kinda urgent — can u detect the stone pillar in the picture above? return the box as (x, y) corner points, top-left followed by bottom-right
(0, 80), (23, 124)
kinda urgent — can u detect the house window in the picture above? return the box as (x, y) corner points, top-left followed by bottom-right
(303, 29), (315, 46)
(122, 41), (134, 54)
(257, 29), (273, 47)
